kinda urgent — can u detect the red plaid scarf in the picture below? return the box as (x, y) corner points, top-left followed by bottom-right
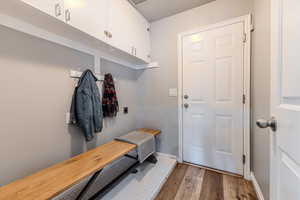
(102, 73), (119, 117)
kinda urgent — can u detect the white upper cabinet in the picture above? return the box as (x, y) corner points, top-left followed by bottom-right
(18, 0), (151, 64)
(107, 0), (151, 62)
(63, 0), (109, 42)
(20, 0), (65, 21)
(132, 9), (151, 63)
(107, 0), (137, 55)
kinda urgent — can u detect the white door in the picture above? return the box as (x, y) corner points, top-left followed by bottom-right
(64, 0), (109, 42)
(21, 0), (65, 21)
(182, 22), (245, 175)
(268, 0), (300, 199)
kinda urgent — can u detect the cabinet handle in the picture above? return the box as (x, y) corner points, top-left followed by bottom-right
(104, 30), (108, 37)
(104, 31), (112, 38)
(65, 9), (71, 22)
(54, 3), (61, 17)
(131, 47), (137, 56)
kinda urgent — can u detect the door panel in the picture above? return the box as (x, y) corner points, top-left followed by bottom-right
(64, 0), (109, 42)
(282, 0), (300, 100)
(215, 116), (232, 154)
(216, 58), (233, 101)
(182, 22), (244, 175)
(183, 109), (212, 166)
(278, 153), (300, 200)
(271, 0), (300, 199)
(185, 62), (209, 102)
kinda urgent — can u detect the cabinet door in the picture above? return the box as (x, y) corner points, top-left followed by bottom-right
(21, 0), (65, 21)
(133, 10), (151, 62)
(64, 0), (109, 42)
(107, 0), (137, 55)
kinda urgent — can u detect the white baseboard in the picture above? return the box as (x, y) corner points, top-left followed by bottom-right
(155, 152), (178, 160)
(251, 172), (265, 200)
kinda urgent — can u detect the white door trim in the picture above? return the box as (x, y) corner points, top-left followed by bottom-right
(177, 14), (252, 179)
(270, 1), (277, 199)
(251, 172), (266, 200)
(270, 0), (280, 199)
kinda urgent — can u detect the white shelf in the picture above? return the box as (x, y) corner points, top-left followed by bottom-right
(136, 62), (160, 70)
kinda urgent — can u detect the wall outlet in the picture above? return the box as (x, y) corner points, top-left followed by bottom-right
(123, 107), (129, 114)
(66, 112), (71, 124)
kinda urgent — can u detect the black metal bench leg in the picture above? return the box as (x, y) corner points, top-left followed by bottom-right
(146, 154), (157, 164)
(76, 169), (103, 200)
(124, 154), (139, 161)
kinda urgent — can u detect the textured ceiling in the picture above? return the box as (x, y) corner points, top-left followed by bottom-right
(134, 0), (216, 22)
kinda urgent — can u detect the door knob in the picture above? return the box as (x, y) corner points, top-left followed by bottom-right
(184, 103), (189, 108)
(184, 95), (189, 99)
(256, 117), (277, 132)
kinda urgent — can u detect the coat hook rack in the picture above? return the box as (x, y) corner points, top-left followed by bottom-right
(70, 70), (117, 82)
(70, 70), (117, 81)
(70, 70), (103, 81)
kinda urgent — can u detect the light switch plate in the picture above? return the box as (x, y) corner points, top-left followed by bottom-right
(169, 88), (178, 97)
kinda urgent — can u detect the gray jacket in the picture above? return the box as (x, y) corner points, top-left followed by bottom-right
(70, 70), (103, 141)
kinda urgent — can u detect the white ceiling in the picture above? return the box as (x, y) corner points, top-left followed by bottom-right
(133, 0), (216, 22)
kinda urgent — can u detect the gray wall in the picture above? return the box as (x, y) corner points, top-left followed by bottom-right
(0, 2), (271, 200)
(137, 0), (253, 156)
(99, 59), (140, 144)
(0, 26), (140, 185)
(251, 0), (271, 199)
(137, 0), (271, 199)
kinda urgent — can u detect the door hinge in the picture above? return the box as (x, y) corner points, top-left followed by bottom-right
(243, 155), (246, 164)
(243, 33), (247, 43)
(243, 94), (246, 104)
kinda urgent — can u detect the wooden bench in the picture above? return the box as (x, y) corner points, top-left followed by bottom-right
(0, 129), (161, 200)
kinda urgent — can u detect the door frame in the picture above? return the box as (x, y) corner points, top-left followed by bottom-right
(270, 0), (280, 199)
(177, 14), (252, 179)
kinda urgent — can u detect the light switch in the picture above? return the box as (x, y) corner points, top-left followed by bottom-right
(169, 88), (178, 97)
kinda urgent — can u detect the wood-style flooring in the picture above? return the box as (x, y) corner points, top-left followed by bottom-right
(155, 164), (258, 200)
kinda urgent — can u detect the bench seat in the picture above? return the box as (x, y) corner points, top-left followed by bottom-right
(0, 129), (160, 200)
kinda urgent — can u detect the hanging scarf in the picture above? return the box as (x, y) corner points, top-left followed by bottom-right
(102, 73), (119, 117)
